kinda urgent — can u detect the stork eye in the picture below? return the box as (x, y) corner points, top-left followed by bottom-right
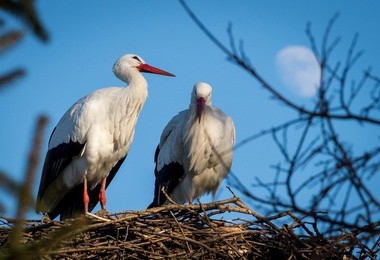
(132, 56), (141, 62)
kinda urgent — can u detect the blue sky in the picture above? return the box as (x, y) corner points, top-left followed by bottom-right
(1, 1), (379, 219)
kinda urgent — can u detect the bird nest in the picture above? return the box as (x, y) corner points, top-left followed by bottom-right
(0, 196), (378, 259)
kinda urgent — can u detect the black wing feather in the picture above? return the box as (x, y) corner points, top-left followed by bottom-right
(148, 145), (185, 208)
(52, 156), (127, 220)
(36, 136), (85, 212)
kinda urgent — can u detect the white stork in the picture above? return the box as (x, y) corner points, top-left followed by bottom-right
(36, 53), (175, 220)
(148, 82), (235, 208)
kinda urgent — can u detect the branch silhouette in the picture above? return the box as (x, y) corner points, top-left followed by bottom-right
(179, 0), (380, 243)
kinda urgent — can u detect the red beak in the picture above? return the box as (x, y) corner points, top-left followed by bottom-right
(197, 97), (205, 123)
(137, 63), (175, 77)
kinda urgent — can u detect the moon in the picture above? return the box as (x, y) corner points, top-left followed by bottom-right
(276, 45), (321, 98)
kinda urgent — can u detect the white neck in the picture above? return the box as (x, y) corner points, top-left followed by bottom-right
(124, 72), (148, 109)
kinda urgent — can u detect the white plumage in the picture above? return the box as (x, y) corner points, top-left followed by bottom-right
(148, 82), (235, 208)
(36, 54), (174, 220)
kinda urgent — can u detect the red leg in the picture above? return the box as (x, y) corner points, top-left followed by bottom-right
(99, 177), (107, 210)
(83, 176), (90, 213)
(189, 198), (193, 205)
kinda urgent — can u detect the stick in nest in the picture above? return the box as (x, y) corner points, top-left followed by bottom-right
(160, 187), (179, 206)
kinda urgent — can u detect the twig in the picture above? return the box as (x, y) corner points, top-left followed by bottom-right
(9, 115), (48, 250)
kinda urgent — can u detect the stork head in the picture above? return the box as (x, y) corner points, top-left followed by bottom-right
(192, 82), (212, 123)
(113, 54), (175, 83)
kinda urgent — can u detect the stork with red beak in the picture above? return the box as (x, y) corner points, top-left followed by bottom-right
(148, 82), (235, 208)
(36, 54), (174, 220)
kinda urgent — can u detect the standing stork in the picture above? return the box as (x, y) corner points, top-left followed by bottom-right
(36, 53), (175, 220)
(148, 82), (235, 208)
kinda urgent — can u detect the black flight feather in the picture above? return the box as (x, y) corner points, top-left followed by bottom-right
(148, 145), (185, 208)
(36, 138), (85, 213)
(50, 155), (126, 220)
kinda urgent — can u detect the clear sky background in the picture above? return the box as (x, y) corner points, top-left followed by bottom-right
(1, 1), (379, 219)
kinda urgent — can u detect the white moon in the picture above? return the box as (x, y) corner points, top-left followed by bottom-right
(276, 45), (321, 98)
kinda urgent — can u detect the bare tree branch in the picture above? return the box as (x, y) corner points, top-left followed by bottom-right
(179, 0), (380, 239)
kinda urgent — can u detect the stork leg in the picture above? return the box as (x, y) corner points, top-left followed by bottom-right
(99, 177), (107, 210)
(83, 176), (90, 213)
(83, 176), (110, 222)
